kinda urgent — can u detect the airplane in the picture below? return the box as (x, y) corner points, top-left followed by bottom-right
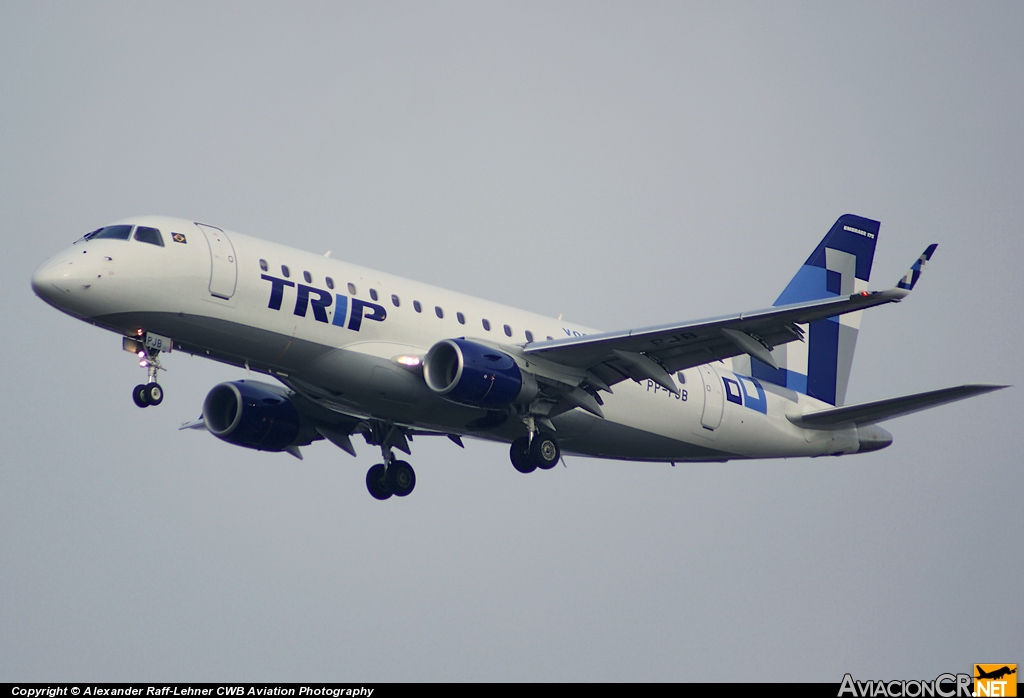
(31, 213), (1005, 500)
(975, 666), (1016, 681)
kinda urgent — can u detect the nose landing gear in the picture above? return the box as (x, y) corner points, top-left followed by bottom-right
(125, 332), (169, 408)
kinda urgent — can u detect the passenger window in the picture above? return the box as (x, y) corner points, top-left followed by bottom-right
(92, 225), (133, 241)
(435, 306), (444, 319)
(370, 289), (378, 301)
(134, 227), (164, 246)
(525, 330), (534, 343)
(482, 319), (491, 331)
(414, 300), (422, 313)
(457, 312), (465, 325)
(546, 336), (553, 341)
(326, 277), (334, 289)
(391, 294), (400, 307)
(281, 265), (290, 278)
(504, 324), (513, 337)
(303, 271), (312, 283)
(259, 259), (268, 272)
(677, 372), (686, 384)
(347, 282), (357, 295)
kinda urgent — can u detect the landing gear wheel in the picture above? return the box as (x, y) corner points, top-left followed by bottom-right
(143, 382), (163, 406)
(132, 384), (149, 408)
(366, 463), (393, 500)
(510, 436), (536, 473)
(531, 433), (560, 470)
(387, 460), (416, 497)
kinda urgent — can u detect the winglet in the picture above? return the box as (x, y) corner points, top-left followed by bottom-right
(897, 244), (938, 291)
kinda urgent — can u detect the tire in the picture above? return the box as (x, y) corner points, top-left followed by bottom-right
(387, 460), (416, 497)
(366, 463), (393, 500)
(510, 436), (536, 473)
(133, 384), (149, 408)
(531, 433), (560, 470)
(144, 382), (163, 406)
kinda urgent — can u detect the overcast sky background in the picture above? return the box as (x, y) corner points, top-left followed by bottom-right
(2, 1), (1021, 682)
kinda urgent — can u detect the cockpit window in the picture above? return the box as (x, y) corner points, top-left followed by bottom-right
(86, 225), (133, 241)
(133, 226), (164, 247)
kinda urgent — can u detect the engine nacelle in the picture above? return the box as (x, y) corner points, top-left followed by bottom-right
(202, 380), (307, 452)
(423, 338), (538, 408)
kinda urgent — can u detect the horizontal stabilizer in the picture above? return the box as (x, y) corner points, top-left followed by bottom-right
(789, 384), (1007, 430)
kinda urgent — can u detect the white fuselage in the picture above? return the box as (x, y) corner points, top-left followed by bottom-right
(32, 216), (876, 463)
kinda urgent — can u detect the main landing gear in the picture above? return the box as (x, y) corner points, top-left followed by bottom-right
(509, 415), (561, 474)
(364, 423), (417, 500)
(366, 460), (416, 500)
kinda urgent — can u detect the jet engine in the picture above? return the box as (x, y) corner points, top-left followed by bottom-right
(423, 338), (538, 408)
(202, 380), (313, 452)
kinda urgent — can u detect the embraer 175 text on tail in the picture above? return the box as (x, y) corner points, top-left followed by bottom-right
(32, 214), (1005, 499)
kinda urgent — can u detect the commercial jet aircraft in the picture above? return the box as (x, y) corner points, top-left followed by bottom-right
(32, 214), (1004, 499)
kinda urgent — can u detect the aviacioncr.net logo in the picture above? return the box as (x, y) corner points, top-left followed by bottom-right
(838, 673), (973, 698)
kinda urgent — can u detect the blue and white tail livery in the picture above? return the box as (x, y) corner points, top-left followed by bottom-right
(32, 212), (1006, 500)
(741, 214), (878, 406)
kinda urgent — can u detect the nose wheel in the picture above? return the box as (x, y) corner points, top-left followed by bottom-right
(132, 382), (164, 407)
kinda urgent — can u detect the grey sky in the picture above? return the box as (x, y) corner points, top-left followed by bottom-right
(2, 1), (1021, 682)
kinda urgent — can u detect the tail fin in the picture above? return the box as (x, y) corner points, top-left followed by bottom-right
(742, 214), (880, 406)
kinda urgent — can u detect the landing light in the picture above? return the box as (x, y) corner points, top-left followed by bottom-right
(139, 360), (149, 368)
(395, 355), (422, 367)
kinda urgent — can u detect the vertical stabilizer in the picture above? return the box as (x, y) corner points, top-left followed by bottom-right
(746, 214), (880, 406)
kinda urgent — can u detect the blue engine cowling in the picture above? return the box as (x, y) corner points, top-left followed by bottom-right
(202, 380), (306, 452)
(423, 338), (537, 408)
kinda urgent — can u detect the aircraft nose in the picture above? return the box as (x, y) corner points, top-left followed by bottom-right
(31, 257), (66, 303)
(31, 250), (82, 308)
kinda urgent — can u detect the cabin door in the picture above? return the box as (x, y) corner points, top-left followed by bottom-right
(698, 364), (725, 430)
(196, 223), (237, 299)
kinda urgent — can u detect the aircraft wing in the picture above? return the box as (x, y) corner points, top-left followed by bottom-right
(523, 288), (909, 393)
